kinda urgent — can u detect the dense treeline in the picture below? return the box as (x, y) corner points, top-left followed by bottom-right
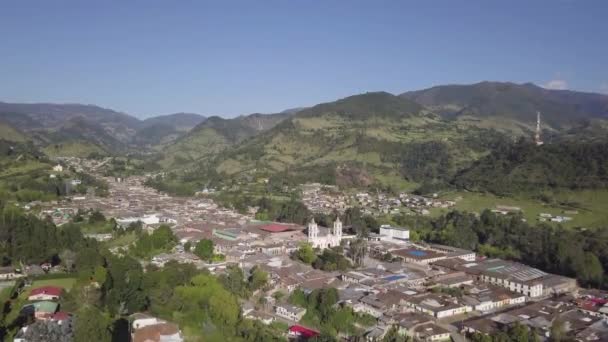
(405, 210), (608, 288)
(0, 204), (96, 265)
(453, 139), (608, 195)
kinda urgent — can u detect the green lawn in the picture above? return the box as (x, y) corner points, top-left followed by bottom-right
(105, 231), (137, 248)
(78, 221), (115, 234)
(30, 277), (77, 291)
(431, 189), (608, 228)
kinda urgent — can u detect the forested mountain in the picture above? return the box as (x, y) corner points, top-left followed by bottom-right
(0, 103), (208, 155)
(401, 82), (608, 131)
(452, 139), (608, 195)
(0, 101), (140, 140)
(159, 112), (290, 167)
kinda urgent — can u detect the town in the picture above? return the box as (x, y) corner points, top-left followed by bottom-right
(5, 157), (605, 342)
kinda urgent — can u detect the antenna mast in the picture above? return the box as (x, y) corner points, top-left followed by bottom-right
(535, 111), (544, 146)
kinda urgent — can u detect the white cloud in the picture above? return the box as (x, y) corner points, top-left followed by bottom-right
(543, 79), (568, 90)
(600, 82), (608, 94)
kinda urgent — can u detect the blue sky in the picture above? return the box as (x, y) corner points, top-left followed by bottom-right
(1, 1), (606, 118)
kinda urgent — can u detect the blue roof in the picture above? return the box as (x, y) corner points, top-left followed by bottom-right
(409, 250), (427, 257)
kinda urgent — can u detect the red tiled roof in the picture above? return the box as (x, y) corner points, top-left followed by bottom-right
(30, 286), (63, 297)
(51, 311), (71, 321)
(259, 223), (292, 233)
(289, 325), (319, 339)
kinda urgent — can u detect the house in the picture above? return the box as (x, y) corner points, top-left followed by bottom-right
(461, 285), (526, 313)
(288, 325), (319, 340)
(379, 225), (410, 241)
(275, 303), (307, 321)
(353, 295), (387, 318)
(132, 322), (183, 342)
(412, 322), (451, 341)
(30, 301), (59, 320)
(260, 243), (286, 256)
(392, 248), (447, 265)
(0, 266), (21, 280)
(28, 286), (63, 301)
(403, 293), (472, 319)
(52, 164), (63, 172)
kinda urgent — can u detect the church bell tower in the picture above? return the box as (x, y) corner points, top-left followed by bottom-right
(333, 217), (342, 237)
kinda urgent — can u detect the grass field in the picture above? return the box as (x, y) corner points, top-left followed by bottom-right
(78, 221), (115, 234)
(105, 231), (137, 248)
(431, 189), (608, 228)
(29, 277), (77, 291)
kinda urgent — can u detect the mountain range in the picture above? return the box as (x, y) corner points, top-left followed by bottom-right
(0, 102), (206, 156)
(2, 82), (608, 188)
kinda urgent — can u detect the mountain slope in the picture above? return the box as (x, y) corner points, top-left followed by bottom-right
(159, 112), (289, 167)
(175, 92), (507, 190)
(0, 101), (140, 139)
(135, 113), (207, 146)
(0, 122), (27, 142)
(452, 139), (608, 195)
(141, 112), (206, 131)
(401, 82), (608, 131)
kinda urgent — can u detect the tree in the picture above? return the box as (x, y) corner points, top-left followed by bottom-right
(73, 306), (111, 342)
(183, 241), (191, 252)
(576, 252), (604, 286)
(88, 210), (106, 224)
(248, 266), (268, 292)
(383, 325), (410, 342)
(296, 242), (317, 264)
(220, 265), (248, 298)
(59, 249), (76, 272)
(193, 239), (214, 262)
(348, 239), (367, 267)
(550, 318), (566, 342)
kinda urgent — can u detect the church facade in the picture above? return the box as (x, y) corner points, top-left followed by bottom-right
(307, 218), (343, 249)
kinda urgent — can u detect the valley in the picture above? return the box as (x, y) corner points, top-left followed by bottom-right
(1, 81), (608, 342)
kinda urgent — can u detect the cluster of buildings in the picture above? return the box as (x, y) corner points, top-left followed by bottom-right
(538, 212), (574, 223)
(14, 286), (73, 342)
(301, 183), (348, 214)
(300, 183), (455, 217)
(194, 216), (590, 341)
(30, 166), (604, 341)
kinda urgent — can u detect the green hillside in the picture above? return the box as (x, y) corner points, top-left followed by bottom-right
(42, 140), (108, 158)
(0, 122), (26, 142)
(157, 92), (509, 192)
(0, 140), (57, 201)
(159, 112), (289, 167)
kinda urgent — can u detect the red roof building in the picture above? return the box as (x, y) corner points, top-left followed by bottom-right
(51, 311), (71, 321)
(288, 325), (319, 339)
(259, 223), (293, 233)
(28, 286), (63, 300)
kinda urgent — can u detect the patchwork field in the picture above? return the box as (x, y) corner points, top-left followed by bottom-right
(431, 189), (608, 228)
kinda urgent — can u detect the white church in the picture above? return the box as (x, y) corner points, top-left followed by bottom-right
(307, 217), (353, 249)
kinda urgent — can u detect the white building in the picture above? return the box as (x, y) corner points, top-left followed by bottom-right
(275, 303), (307, 321)
(307, 218), (343, 249)
(379, 225), (410, 241)
(52, 164), (63, 172)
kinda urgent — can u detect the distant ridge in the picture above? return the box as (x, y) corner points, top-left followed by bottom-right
(401, 81), (608, 127)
